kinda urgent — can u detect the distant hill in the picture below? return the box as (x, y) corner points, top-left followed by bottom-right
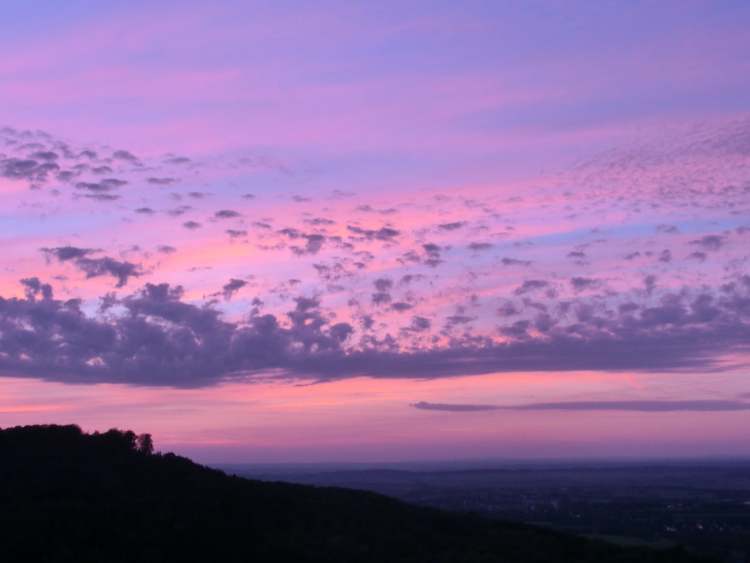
(0, 425), (714, 563)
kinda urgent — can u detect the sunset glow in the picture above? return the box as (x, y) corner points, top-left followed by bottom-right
(2, 1), (749, 462)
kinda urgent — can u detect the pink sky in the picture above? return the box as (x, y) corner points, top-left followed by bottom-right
(1, 1), (749, 462)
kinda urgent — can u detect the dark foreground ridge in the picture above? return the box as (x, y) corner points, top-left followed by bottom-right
(0, 425), (714, 563)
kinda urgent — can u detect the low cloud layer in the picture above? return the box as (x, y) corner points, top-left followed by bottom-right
(0, 273), (749, 387)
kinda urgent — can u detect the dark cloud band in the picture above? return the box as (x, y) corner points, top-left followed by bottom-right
(412, 400), (750, 413)
(0, 274), (749, 387)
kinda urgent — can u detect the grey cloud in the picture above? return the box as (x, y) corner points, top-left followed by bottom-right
(514, 280), (549, 295)
(438, 221), (466, 231)
(41, 247), (141, 287)
(372, 292), (392, 306)
(164, 156), (191, 165)
(222, 278), (248, 300)
(73, 257), (142, 287)
(1, 275), (749, 387)
(83, 193), (119, 202)
(656, 224), (679, 234)
(690, 234), (725, 251)
(147, 177), (177, 185)
(279, 228), (326, 255)
(292, 234), (325, 255)
(214, 209), (242, 219)
(408, 316), (431, 332)
(347, 225), (400, 241)
(42, 246), (97, 262)
(74, 178), (127, 192)
(1, 157), (59, 183)
(226, 229), (248, 239)
(374, 278), (393, 292)
(29, 151), (58, 161)
(570, 277), (602, 292)
(497, 301), (520, 316)
(468, 242), (493, 251)
(305, 217), (335, 226)
(412, 399), (750, 413)
(0, 284), (354, 387)
(501, 257), (531, 267)
(112, 149), (139, 163)
(421, 243), (443, 267)
(20, 277), (53, 301)
(412, 401), (500, 412)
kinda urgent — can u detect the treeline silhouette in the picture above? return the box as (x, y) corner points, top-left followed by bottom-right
(0, 425), (715, 563)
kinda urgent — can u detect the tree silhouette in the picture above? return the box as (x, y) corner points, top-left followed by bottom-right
(136, 433), (154, 455)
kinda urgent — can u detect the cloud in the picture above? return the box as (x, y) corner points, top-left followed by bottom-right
(278, 228), (327, 255)
(347, 225), (400, 241)
(20, 277), (53, 301)
(0, 273), (749, 387)
(0, 283), (354, 387)
(74, 178), (127, 193)
(438, 221), (466, 231)
(412, 401), (500, 412)
(147, 177), (177, 185)
(1, 157), (59, 184)
(4, 118), (750, 389)
(214, 209), (242, 219)
(74, 257), (142, 287)
(468, 242), (493, 251)
(408, 316), (431, 332)
(570, 277), (602, 292)
(690, 234), (725, 251)
(222, 278), (248, 300)
(83, 193), (120, 202)
(514, 280), (549, 295)
(412, 399), (750, 412)
(42, 246), (97, 262)
(226, 229), (248, 239)
(374, 278), (393, 292)
(112, 149), (139, 163)
(40, 247), (142, 287)
(501, 257), (531, 267)
(164, 156), (191, 165)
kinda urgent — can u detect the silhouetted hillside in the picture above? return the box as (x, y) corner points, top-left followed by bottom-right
(0, 425), (715, 563)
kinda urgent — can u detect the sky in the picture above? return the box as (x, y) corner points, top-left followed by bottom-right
(1, 0), (749, 463)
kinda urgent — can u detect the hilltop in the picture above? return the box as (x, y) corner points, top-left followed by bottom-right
(0, 425), (714, 563)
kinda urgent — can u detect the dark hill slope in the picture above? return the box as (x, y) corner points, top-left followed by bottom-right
(0, 425), (712, 563)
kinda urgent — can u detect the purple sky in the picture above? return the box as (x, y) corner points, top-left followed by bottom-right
(1, 1), (749, 462)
